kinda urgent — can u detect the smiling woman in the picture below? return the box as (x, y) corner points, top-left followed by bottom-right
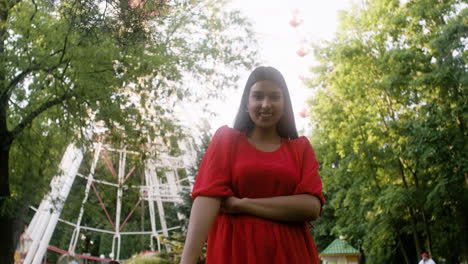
(234, 66), (298, 140)
(180, 66), (325, 264)
(247, 80), (284, 132)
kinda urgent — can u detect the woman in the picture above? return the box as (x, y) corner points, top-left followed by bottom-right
(180, 66), (325, 264)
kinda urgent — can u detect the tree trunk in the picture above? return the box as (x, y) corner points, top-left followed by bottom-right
(421, 211), (433, 256)
(0, 138), (11, 197)
(0, 142), (19, 264)
(0, 4), (19, 262)
(0, 1), (11, 198)
(397, 230), (411, 264)
(0, 93), (11, 197)
(0, 41), (16, 263)
(359, 248), (365, 264)
(0, 116), (16, 264)
(398, 160), (422, 257)
(0, 194), (27, 264)
(0, 214), (23, 264)
(460, 200), (468, 264)
(408, 207), (422, 257)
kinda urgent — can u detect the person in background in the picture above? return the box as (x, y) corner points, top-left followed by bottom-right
(419, 252), (436, 264)
(180, 66), (325, 264)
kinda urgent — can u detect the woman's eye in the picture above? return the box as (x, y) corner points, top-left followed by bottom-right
(270, 95), (281, 101)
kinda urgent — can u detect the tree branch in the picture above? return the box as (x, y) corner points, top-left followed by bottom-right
(1, 49), (67, 98)
(10, 93), (72, 138)
(1, 69), (33, 98)
(29, 0), (37, 21)
(4, 0), (23, 10)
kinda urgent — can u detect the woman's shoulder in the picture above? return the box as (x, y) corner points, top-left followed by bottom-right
(214, 125), (242, 136)
(212, 125), (242, 143)
(284, 136), (314, 154)
(286, 135), (311, 146)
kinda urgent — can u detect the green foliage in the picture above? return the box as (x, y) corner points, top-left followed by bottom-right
(311, 193), (337, 252)
(307, 0), (467, 263)
(153, 232), (205, 264)
(126, 252), (173, 264)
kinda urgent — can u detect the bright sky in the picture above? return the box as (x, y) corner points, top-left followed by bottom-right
(206, 0), (354, 134)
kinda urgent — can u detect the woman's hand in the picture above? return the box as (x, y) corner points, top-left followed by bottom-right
(220, 196), (243, 214)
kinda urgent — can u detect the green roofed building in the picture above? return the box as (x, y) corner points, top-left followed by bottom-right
(319, 238), (360, 264)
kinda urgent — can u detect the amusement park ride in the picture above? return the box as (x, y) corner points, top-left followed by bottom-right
(18, 123), (195, 264)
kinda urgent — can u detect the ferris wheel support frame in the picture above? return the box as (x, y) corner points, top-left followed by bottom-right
(110, 147), (127, 261)
(144, 160), (166, 252)
(23, 143), (85, 264)
(68, 140), (103, 255)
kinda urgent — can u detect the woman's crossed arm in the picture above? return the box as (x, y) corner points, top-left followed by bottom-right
(221, 194), (321, 222)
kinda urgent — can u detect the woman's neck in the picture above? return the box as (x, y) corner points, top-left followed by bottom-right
(248, 127), (281, 143)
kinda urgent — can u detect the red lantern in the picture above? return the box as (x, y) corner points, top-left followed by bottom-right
(299, 109), (308, 118)
(289, 9), (303, 28)
(289, 18), (303, 27)
(296, 47), (308, 57)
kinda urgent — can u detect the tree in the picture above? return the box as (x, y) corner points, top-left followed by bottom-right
(0, 0), (257, 262)
(307, 0), (466, 263)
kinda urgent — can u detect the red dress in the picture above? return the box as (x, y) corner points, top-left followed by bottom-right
(192, 126), (325, 264)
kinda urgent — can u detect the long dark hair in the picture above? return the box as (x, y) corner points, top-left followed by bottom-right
(233, 66), (298, 139)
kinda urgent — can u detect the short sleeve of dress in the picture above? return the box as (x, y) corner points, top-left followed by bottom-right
(191, 126), (235, 200)
(293, 137), (326, 213)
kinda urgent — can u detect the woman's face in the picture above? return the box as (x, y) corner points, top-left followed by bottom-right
(247, 80), (284, 130)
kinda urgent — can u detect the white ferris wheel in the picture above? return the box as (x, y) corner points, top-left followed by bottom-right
(20, 125), (196, 264)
